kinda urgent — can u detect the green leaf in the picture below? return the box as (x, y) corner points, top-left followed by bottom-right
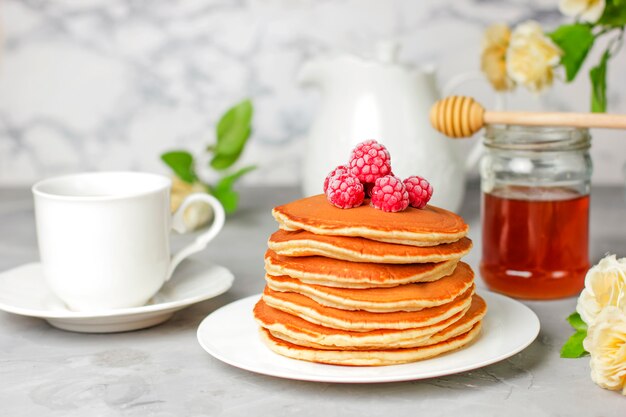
(211, 165), (256, 214)
(211, 99), (253, 170)
(210, 151), (244, 171)
(212, 187), (239, 214)
(161, 151), (197, 184)
(590, 49), (610, 113)
(210, 124), (252, 170)
(548, 24), (595, 82)
(567, 312), (587, 331)
(216, 103), (252, 154)
(560, 330), (589, 358)
(598, 0), (626, 27)
(215, 165), (256, 191)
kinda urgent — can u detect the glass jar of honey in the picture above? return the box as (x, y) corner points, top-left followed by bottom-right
(479, 125), (592, 299)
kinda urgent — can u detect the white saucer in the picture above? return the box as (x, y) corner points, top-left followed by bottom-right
(0, 260), (234, 333)
(197, 292), (540, 383)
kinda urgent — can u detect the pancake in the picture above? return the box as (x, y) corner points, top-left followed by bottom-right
(265, 250), (458, 288)
(259, 322), (482, 366)
(268, 229), (472, 264)
(272, 194), (468, 246)
(254, 295), (486, 350)
(265, 262), (474, 312)
(262, 285), (474, 331)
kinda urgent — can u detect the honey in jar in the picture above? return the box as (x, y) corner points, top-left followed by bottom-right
(479, 125), (592, 299)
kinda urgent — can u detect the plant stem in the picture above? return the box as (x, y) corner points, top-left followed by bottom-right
(594, 27), (613, 37)
(608, 28), (625, 56)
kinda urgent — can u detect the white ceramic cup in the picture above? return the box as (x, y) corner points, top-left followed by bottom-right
(32, 172), (225, 312)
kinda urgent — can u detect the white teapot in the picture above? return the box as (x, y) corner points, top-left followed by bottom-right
(299, 43), (479, 212)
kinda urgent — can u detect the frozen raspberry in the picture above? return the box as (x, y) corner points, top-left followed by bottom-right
(323, 165), (350, 192)
(404, 176), (433, 209)
(325, 172), (365, 209)
(363, 171), (393, 198)
(349, 140), (392, 184)
(370, 175), (409, 212)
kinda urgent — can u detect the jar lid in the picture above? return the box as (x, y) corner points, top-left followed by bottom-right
(483, 125), (591, 151)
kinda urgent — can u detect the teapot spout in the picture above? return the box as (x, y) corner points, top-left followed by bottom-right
(298, 59), (326, 87)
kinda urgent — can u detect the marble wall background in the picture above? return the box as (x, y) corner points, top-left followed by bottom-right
(1, 0), (625, 186)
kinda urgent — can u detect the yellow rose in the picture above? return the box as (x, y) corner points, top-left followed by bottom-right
(559, 0), (606, 23)
(506, 21), (562, 92)
(481, 24), (515, 92)
(583, 307), (626, 394)
(170, 177), (213, 231)
(576, 255), (626, 325)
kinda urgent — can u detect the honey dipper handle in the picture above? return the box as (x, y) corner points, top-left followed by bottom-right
(430, 96), (626, 138)
(485, 111), (626, 130)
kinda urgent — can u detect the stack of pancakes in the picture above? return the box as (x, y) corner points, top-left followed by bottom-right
(253, 194), (486, 366)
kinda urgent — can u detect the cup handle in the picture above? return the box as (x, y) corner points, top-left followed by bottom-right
(166, 193), (225, 281)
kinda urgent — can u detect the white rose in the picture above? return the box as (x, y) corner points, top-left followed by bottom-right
(506, 21), (562, 92)
(583, 307), (626, 394)
(576, 254), (626, 325)
(170, 177), (214, 232)
(481, 24), (515, 92)
(559, 0), (606, 23)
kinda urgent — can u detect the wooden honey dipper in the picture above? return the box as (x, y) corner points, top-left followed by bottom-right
(430, 95), (626, 138)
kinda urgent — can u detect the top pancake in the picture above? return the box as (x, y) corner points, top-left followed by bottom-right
(273, 194), (468, 246)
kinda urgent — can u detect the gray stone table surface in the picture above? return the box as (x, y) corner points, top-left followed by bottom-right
(0, 183), (624, 417)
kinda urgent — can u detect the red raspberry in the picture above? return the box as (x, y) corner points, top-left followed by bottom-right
(370, 175), (409, 212)
(325, 172), (365, 209)
(323, 165), (350, 192)
(363, 172), (392, 198)
(349, 140), (392, 184)
(404, 176), (433, 209)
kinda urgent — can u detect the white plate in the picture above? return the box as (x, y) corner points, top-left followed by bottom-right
(197, 291), (539, 383)
(0, 260), (234, 333)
